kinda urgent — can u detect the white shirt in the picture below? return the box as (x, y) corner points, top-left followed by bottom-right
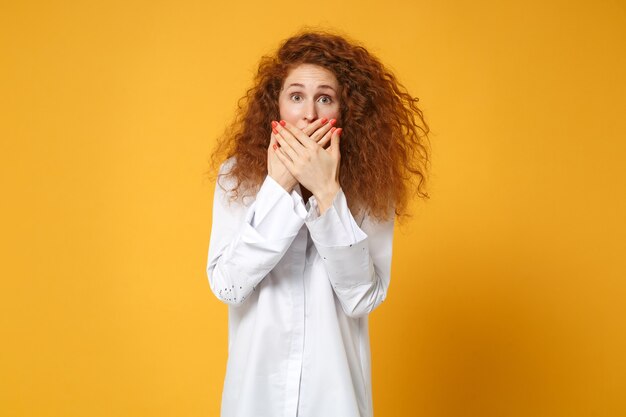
(206, 158), (395, 417)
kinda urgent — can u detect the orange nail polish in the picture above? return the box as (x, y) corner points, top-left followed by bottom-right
(273, 144), (278, 150)
(336, 128), (343, 136)
(329, 119), (337, 126)
(320, 118), (328, 124)
(271, 121), (278, 128)
(272, 128), (278, 134)
(279, 120), (286, 126)
(330, 127), (337, 133)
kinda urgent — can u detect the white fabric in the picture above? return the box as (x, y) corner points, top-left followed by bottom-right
(206, 158), (395, 417)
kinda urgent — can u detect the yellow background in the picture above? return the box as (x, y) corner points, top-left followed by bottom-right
(1, 0), (625, 416)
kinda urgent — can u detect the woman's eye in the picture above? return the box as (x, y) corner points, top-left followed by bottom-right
(289, 94), (333, 104)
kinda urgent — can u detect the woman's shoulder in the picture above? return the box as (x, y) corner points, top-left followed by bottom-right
(216, 156), (237, 189)
(215, 156), (257, 207)
(218, 156), (237, 175)
(357, 205), (396, 228)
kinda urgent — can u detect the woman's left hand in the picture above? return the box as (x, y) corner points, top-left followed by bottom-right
(272, 120), (343, 214)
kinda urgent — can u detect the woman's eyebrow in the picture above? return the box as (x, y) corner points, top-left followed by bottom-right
(286, 83), (336, 92)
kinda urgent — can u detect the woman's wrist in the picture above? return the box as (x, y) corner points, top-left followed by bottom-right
(314, 182), (341, 215)
(268, 172), (296, 193)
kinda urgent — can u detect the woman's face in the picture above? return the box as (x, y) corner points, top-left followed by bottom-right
(278, 63), (341, 131)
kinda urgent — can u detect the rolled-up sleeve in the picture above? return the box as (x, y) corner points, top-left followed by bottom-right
(305, 189), (395, 318)
(206, 161), (307, 306)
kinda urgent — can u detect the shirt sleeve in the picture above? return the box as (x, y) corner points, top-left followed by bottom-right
(206, 160), (307, 306)
(305, 189), (395, 318)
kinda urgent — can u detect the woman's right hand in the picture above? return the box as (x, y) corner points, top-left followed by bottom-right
(268, 131), (298, 192)
(267, 118), (337, 192)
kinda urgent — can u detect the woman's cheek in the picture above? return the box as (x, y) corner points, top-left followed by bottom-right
(320, 109), (340, 121)
(320, 103), (340, 120)
(278, 102), (300, 124)
(286, 113), (304, 126)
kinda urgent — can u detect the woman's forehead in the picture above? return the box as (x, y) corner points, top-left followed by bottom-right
(283, 63), (339, 89)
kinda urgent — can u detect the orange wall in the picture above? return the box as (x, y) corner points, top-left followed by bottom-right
(1, 1), (624, 416)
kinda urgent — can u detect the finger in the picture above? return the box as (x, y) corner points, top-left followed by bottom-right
(271, 121), (292, 150)
(268, 132), (277, 149)
(302, 117), (329, 137)
(274, 143), (296, 171)
(279, 120), (316, 149)
(273, 121), (303, 156)
(330, 127), (342, 158)
(269, 132), (284, 155)
(273, 126), (300, 161)
(318, 126), (336, 149)
(311, 118), (337, 143)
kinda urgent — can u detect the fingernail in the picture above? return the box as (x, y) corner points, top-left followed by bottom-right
(329, 119), (337, 126)
(320, 118), (328, 124)
(336, 128), (343, 136)
(272, 144), (278, 150)
(271, 121), (278, 128)
(272, 128), (278, 134)
(330, 127), (337, 133)
(279, 120), (286, 126)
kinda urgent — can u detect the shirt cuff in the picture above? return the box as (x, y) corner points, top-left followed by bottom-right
(249, 175), (307, 240)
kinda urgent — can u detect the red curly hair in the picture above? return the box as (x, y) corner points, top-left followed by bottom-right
(208, 29), (431, 221)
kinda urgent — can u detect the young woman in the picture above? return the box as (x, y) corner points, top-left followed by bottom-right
(206, 30), (430, 417)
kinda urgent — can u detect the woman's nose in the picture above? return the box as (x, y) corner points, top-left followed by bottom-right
(304, 101), (317, 121)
